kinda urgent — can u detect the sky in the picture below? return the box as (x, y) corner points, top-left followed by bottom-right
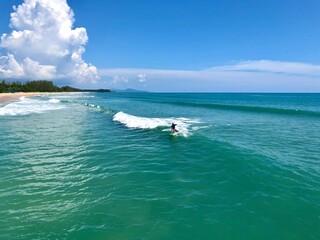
(0, 0), (320, 92)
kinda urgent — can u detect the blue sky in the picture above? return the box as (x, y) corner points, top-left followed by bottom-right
(0, 0), (320, 92)
(68, 0), (320, 68)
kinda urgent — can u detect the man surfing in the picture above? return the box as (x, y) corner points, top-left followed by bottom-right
(171, 123), (178, 133)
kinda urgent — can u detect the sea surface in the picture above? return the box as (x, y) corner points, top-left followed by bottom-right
(0, 92), (319, 239)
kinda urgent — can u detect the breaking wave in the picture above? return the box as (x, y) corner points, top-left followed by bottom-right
(113, 111), (200, 137)
(0, 97), (65, 116)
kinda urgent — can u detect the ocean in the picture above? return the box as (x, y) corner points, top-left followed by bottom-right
(0, 92), (319, 239)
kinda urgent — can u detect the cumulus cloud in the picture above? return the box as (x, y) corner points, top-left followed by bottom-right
(99, 60), (320, 92)
(0, 0), (99, 84)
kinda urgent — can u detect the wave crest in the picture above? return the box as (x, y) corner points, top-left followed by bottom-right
(113, 112), (199, 137)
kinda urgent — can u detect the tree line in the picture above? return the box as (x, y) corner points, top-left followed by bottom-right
(0, 80), (110, 93)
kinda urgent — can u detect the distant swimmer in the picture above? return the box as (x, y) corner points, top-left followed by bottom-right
(171, 123), (178, 133)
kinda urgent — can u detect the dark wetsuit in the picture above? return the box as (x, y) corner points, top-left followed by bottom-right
(171, 123), (177, 133)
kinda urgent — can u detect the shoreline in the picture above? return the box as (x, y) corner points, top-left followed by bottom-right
(0, 92), (73, 104)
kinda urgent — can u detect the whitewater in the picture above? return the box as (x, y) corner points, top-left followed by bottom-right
(0, 92), (319, 240)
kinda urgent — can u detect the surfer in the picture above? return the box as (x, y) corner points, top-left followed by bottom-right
(171, 123), (178, 133)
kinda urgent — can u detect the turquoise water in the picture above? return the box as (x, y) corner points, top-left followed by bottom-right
(0, 93), (319, 239)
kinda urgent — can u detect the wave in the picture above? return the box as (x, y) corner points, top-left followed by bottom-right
(0, 97), (65, 116)
(167, 101), (320, 117)
(113, 112), (200, 137)
(83, 102), (117, 115)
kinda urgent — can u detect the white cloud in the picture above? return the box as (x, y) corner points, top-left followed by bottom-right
(211, 60), (320, 76)
(0, 0), (99, 84)
(108, 75), (129, 88)
(0, 54), (24, 77)
(98, 60), (320, 92)
(137, 73), (147, 82)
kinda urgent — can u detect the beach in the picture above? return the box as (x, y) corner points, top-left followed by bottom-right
(0, 92), (71, 104)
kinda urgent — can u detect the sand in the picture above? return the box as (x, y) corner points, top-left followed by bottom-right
(0, 92), (67, 104)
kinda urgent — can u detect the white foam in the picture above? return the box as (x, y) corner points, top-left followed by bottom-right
(48, 99), (60, 103)
(84, 103), (101, 109)
(0, 97), (65, 116)
(41, 93), (87, 99)
(113, 111), (199, 137)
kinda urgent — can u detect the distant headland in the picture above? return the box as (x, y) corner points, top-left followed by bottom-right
(111, 88), (147, 93)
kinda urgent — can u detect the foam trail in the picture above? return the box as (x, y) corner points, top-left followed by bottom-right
(0, 97), (65, 116)
(113, 112), (199, 137)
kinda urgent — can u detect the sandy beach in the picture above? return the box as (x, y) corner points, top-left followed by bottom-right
(0, 92), (67, 104)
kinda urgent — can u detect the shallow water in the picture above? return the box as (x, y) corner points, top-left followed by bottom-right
(0, 93), (319, 239)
